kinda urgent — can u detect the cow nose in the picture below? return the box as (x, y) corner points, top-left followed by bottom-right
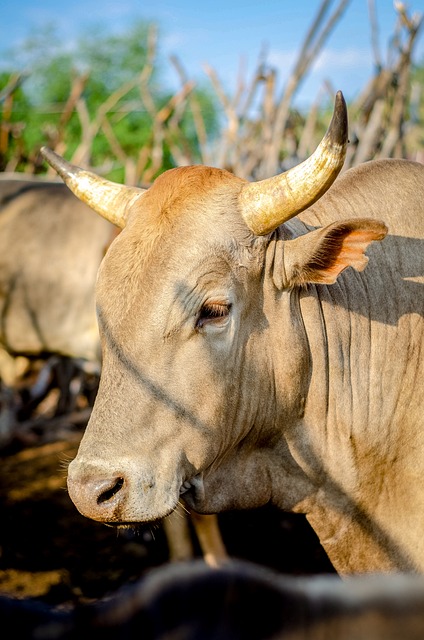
(67, 473), (128, 522)
(95, 476), (125, 505)
(67, 458), (158, 523)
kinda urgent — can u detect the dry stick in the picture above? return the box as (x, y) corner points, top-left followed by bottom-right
(69, 23), (159, 176)
(100, 116), (138, 186)
(0, 72), (28, 104)
(146, 86), (194, 179)
(166, 119), (197, 167)
(144, 129), (165, 184)
(349, 65), (393, 166)
(344, 67), (392, 168)
(137, 24), (159, 120)
(0, 92), (13, 158)
(203, 63), (241, 170)
(257, 68), (276, 160)
(232, 46), (273, 178)
(71, 74), (146, 169)
(351, 3), (423, 166)
(0, 72), (28, 166)
(351, 98), (386, 166)
(350, 68), (392, 121)
(223, 56), (250, 175)
(135, 24), (183, 181)
(53, 72), (90, 156)
(4, 136), (26, 172)
(239, 42), (269, 117)
(141, 86), (165, 182)
(204, 59), (271, 176)
(238, 69), (276, 179)
(297, 84), (327, 161)
(138, 82), (195, 182)
(258, 0), (335, 177)
(237, 62), (271, 177)
(406, 81), (423, 161)
(232, 55), (248, 114)
(159, 81), (196, 167)
(379, 13), (423, 159)
(260, 0), (351, 179)
(135, 34), (158, 181)
(378, 64), (407, 159)
(368, 0), (382, 71)
(73, 96), (91, 162)
(42, 73), (90, 176)
(100, 117), (128, 165)
(157, 86), (196, 168)
(170, 55), (210, 165)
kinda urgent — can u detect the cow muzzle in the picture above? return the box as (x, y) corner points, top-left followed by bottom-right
(67, 457), (181, 525)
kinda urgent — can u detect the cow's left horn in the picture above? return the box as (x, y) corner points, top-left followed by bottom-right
(239, 91), (348, 236)
(39, 147), (146, 228)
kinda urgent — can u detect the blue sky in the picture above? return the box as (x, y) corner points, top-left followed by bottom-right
(2, 0), (424, 108)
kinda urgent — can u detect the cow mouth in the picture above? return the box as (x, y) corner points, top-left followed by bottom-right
(104, 517), (168, 530)
(97, 474), (205, 529)
(179, 472), (205, 506)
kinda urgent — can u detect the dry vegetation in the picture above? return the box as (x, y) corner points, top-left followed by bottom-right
(1, 1), (423, 185)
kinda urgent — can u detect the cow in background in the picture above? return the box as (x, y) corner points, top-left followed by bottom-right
(0, 174), (114, 429)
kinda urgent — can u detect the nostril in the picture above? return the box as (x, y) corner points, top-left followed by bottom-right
(97, 477), (124, 505)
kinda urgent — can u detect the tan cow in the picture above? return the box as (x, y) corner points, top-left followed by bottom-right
(0, 176), (113, 430)
(41, 91), (424, 574)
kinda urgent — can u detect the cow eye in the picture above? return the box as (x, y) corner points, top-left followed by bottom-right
(196, 301), (231, 330)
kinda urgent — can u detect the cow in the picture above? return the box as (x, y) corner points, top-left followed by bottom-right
(3, 559), (424, 638)
(0, 174), (114, 368)
(0, 174), (115, 418)
(40, 90), (424, 575)
(0, 172), (227, 566)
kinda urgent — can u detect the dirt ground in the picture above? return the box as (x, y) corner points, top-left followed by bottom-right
(0, 397), (336, 611)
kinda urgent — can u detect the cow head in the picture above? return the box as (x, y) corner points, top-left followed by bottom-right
(41, 92), (387, 527)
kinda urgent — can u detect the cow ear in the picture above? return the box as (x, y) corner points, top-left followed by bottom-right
(280, 218), (388, 288)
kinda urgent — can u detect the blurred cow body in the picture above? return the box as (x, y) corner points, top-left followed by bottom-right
(0, 173), (115, 365)
(0, 174), (115, 428)
(3, 559), (424, 639)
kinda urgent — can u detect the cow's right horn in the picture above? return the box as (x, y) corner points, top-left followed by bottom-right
(40, 147), (146, 228)
(239, 91), (348, 236)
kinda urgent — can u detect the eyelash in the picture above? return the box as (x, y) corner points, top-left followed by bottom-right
(196, 302), (231, 329)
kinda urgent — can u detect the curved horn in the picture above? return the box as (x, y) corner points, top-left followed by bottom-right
(39, 147), (146, 228)
(239, 91), (348, 236)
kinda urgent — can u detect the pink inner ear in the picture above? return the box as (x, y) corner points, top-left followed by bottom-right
(317, 228), (382, 284)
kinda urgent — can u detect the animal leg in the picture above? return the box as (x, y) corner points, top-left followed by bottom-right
(190, 511), (228, 568)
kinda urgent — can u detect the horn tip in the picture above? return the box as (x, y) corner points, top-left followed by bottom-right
(39, 146), (79, 182)
(328, 90), (348, 146)
(39, 145), (52, 161)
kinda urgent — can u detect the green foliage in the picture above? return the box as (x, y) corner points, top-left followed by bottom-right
(0, 20), (219, 178)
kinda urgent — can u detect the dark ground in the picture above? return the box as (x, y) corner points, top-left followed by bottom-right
(0, 386), (336, 611)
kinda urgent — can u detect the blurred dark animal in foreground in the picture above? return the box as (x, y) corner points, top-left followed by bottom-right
(3, 559), (424, 639)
